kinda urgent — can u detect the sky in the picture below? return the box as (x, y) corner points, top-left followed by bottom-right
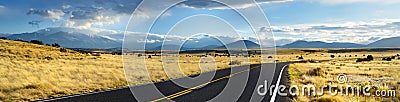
(1, 0), (400, 46)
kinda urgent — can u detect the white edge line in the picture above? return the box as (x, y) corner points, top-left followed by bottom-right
(270, 64), (288, 102)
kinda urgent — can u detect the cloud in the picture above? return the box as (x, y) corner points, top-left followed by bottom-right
(179, 0), (293, 10)
(25, 0), (140, 29)
(0, 5), (5, 9)
(62, 5), (71, 9)
(61, 6), (123, 29)
(312, 0), (400, 4)
(264, 19), (400, 44)
(27, 8), (65, 22)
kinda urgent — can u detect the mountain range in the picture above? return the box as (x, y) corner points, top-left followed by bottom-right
(2, 27), (122, 48)
(278, 37), (400, 48)
(1, 27), (400, 49)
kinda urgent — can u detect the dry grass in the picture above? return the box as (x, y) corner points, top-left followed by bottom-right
(285, 49), (400, 102)
(0, 39), (126, 101)
(0, 39), (265, 101)
(8, 39), (398, 102)
(123, 53), (263, 85)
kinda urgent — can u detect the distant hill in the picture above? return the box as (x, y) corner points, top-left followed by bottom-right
(146, 45), (191, 50)
(279, 40), (365, 48)
(0, 33), (10, 37)
(146, 40), (261, 50)
(200, 45), (222, 49)
(218, 40), (260, 49)
(6, 27), (121, 48)
(367, 37), (400, 47)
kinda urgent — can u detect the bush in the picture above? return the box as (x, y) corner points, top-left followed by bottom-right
(356, 58), (371, 62)
(0, 37), (6, 40)
(382, 57), (392, 61)
(44, 56), (54, 60)
(330, 55), (335, 58)
(229, 60), (241, 65)
(367, 55), (373, 60)
(30, 40), (44, 45)
(306, 68), (325, 76)
(52, 43), (61, 48)
(60, 48), (68, 52)
(298, 56), (304, 60)
(14, 39), (27, 42)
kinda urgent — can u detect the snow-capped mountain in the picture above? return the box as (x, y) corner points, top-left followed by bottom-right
(6, 27), (123, 48)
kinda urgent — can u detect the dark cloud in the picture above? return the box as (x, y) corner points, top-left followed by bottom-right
(69, 6), (104, 20)
(26, 8), (65, 20)
(28, 20), (41, 28)
(311, 25), (346, 30)
(26, 0), (141, 28)
(179, 0), (292, 9)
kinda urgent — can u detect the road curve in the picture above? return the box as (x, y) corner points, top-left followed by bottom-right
(38, 63), (291, 102)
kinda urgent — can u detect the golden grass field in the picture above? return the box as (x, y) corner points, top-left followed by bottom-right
(0, 39), (126, 101)
(0, 39), (263, 101)
(285, 49), (400, 102)
(1, 39), (399, 102)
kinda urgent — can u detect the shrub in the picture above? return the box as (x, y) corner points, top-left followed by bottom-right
(51, 43), (61, 47)
(298, 56), (304, 60)
(382, 57), (392, 61)
(0, 37), (6, 40)
(111, 52), (122, 55)
(30, 40), (44, 45)
(14, 39), (27, 42)
(367, 55), (374, 60)
(44, 56), (54, 60)
(306, 68), (325, 76)
(229, 60), (241, 65)
(138, 54), (143, 57)
(148, 55), (152, 59)
(330, 55), (335, 58)
(60, 48), (68, 52)
(356, 58), (372, 62)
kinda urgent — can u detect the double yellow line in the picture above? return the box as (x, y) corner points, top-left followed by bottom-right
(151, 66), (261, 102)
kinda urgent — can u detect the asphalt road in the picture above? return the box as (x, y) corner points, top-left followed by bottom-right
(39, 63), (291, 102)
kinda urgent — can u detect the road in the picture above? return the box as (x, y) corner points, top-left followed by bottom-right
(39, 63), (291, 102)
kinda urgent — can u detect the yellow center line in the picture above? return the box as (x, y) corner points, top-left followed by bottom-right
(151, 66), (261, 102)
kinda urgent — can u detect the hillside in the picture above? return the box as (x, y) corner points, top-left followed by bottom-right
(279, 40), (365, 48)
(0, 39), (126, 101)
(368, 36), (400, 47)
(218, 40), (260, 49)
(7, 30), (121, 48)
